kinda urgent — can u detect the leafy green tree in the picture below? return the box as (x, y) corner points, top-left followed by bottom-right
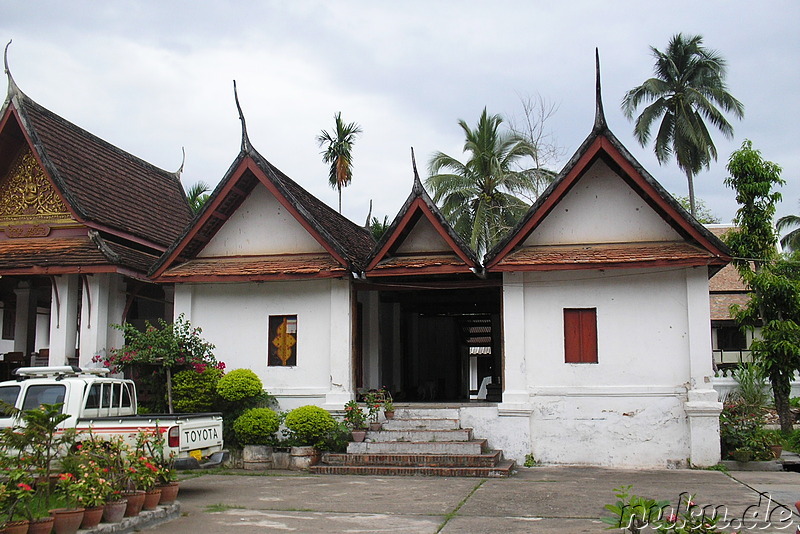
(316, 112), (362, 213)
(724, 140), (800, 432)
(185, 181), (211, 214)
(426, 108), (538, 256)
(674, 195), (721, 224)
(776, 201), (800, 252)
(369, 215), (389, 241)
(622, 33), (744, 217)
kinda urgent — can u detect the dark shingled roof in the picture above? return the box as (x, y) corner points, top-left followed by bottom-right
(5, 84), (192, 249)
(0, 232), (159, 276)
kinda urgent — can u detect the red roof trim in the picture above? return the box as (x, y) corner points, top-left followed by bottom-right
(157, 271), (345, 283)
(0, 264), (145, 278)
(366, 197), (475, 272)
(366, 264), (476, 277)
(485, 134), (728, 269)
(493, 258), (720, 272)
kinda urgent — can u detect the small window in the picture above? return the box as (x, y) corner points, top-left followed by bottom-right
(22, 385), (66, 411)
(121, 384), (132, 408)
(85, 384), (101, 409)
(268, 315), (298, 367)
(112, 383), (121, 408)
(0, 385), (20, 408)
(717, 326), (747, 351)
(100, 384), (111, 408)
(564, 308), (598, 364)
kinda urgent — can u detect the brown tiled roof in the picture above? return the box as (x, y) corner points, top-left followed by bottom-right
(710, 293), (751, 321)
(370, 253), (473, 273)
(0, 234), (157, 274)
(158, 253), (346, 281)
(494, 241), (721, 270)
(11, 92), (192, 248)
(709, 263), (748, 292)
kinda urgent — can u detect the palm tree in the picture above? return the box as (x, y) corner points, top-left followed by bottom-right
(426, 108), (538, 256)
(777, 202), (800, 252)
(185, 181), (211, 214)
(621, 33), (744, 217)
(316, 112), (362, 213)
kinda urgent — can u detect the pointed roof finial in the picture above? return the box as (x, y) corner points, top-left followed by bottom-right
(411, 147), (423, 195)
(233, 80), (252, 153)
(4, 40), (21, 99)
(364, 199), (373, 228)
(173, 146), (186, 179)
(594, 48), (607, 131)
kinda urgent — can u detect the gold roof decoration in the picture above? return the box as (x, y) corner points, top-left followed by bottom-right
(0, 148), (74, 225)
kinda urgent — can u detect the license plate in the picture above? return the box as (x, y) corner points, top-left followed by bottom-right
(189, 449), (202, 461)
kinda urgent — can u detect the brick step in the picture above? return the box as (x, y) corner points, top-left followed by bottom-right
(347, 439), (486, 455)
(382, 418), (460, 430)
(367, 428), (472, 442)
(309, 459), (516, 478)
(321, 450), (502, 467)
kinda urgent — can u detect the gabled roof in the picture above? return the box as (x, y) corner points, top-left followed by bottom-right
(364, 151), (481, 276)
(151, 142), (375, 281)
(484, 53), (731, 273)
(0, 70), (192, 250)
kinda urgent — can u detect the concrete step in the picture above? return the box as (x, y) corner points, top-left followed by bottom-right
(367, 428), (472, 442)
(309, 459), (516, 478)
(347, 439), (486, 455)
(322, 450), (502, 468)
(393, 408), (460, 419)
(383, 418), (460, 431)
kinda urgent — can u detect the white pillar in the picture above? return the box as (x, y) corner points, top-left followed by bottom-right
(173, 284), (193, 322)
(324, 278), (353, 408)
(500, 272), (531, 409)
(363, 291), (380, 388)
(79, 274), (114, 367)
(684, 267), (723, 466)
(48, 275), (79, 366)
(13, 283), (31, 353)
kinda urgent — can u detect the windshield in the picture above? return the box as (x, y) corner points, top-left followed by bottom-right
(0, 385), (20, 410)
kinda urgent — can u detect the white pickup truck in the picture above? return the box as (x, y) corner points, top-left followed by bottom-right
(0, 366), (227, 469)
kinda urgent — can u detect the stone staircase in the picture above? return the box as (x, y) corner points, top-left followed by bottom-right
(310, 407), (515, 477)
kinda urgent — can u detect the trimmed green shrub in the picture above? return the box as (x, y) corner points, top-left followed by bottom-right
(216, 369), (263, 402)
(172, 367), (223, 413)
(284, 405), (336, 447)
(233, 408), (280, 445)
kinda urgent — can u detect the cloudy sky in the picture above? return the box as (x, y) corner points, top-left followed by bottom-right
(2, 1), (798, 230)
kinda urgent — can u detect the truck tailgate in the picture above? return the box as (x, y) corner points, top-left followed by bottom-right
(179, 418), (223, 451)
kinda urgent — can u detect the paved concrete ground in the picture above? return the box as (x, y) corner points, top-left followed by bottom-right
(145, 467), (800, 533)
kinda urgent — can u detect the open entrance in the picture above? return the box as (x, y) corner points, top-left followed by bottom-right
(356, 280), (502, 403)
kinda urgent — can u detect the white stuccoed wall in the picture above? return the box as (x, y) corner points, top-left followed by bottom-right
(174, 278), (353, 411)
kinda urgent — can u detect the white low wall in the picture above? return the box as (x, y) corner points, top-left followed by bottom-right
(711, 374), (800, 401)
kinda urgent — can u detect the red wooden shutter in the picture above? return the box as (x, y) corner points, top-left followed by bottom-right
(564, 308), (597, 363)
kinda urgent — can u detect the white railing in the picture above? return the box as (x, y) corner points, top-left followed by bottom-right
(710, 373), (800, 401)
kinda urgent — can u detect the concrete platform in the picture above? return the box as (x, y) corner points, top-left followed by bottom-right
(144, 467), (800, 533)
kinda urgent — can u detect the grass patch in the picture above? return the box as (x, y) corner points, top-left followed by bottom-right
(205, 503), (245, 513)
(435, 479), (485, 533)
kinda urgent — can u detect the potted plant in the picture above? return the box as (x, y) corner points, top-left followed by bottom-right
(382, 390), (395, 420)
(343, 400), (367, 442)
(125, 452), (160, 514)
(0, 469), (35, 534)
(51, 472), (85, 534)
(363, 391), (383, 431)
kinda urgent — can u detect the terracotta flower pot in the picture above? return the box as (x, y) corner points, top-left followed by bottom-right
(26, 517), (54, 534)
(158, 482), (180, 504)
(351, 429), (367, 442)
(384, 410), (395, 420)
(3, 519), (30, 534)
(102, 499), (127, 523)
(49, 508), (84, 534)
(79, 506), (104, 529)
(369, 422), (382, 431)
(143, 488), (162, 510)
(123, 490), (146, 517)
